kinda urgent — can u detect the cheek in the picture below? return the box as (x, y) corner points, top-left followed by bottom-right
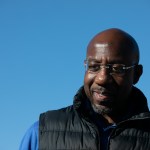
(84, 73), (95, 96)
(114, 74), (134, 98)
(116, 73), (134, 87)
(84, 73), (96, 86)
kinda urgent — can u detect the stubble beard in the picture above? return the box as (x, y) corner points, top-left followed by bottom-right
(92, 103), (113, 116)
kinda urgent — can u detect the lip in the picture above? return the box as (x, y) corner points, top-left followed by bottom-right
(92, 89), (114, 105)
(93, 91), (111, 101)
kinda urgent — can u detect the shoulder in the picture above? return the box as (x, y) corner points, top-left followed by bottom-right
(19, 121), (39, 150)
(39, 106), (83, 131)
(40, 105), (74, 121)
(25, 121), (39, 138)
(42, 105), (74, 115)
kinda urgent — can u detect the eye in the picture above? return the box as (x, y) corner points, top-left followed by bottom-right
(112, 65), (125, 74)
(88, 64), (100, 72)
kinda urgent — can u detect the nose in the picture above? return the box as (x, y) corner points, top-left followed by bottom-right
(94, 68), (112, 85)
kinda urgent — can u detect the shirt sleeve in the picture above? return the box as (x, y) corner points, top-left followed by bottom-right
(19, 121), (39, 150)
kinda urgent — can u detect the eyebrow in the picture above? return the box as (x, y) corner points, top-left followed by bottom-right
(86, 58), (126, 65)
(86, 58), (100, 62)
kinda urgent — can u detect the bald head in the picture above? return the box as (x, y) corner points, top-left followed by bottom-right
(87, 28), (140, 64)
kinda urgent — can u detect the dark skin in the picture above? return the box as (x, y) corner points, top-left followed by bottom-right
(84, 28), (143, 124)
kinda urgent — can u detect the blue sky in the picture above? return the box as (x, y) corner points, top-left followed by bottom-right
(0, 1), (150, 149)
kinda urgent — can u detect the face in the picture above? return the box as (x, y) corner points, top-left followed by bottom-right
(84, 41), (137, 116)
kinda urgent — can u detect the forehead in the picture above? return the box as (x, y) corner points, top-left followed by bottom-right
(87, 42), (135, 64)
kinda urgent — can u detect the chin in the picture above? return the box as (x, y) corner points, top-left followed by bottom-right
(92, 103), (113, 115)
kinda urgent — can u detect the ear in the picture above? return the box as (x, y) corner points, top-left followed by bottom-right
(133, 64), (143, 84)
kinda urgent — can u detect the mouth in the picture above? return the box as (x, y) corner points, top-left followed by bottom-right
(92, 89), (114, 106)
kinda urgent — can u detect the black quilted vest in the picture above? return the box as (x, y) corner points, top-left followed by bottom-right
(39, 106), (100, 150)
(39, 86), (150, 150)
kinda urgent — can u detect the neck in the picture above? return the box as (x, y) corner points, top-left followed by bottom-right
(102, 114), (116, 124)
(102, 107), (132, 124)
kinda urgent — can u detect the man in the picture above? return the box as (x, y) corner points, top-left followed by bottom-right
(20, 28), (150, 150)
